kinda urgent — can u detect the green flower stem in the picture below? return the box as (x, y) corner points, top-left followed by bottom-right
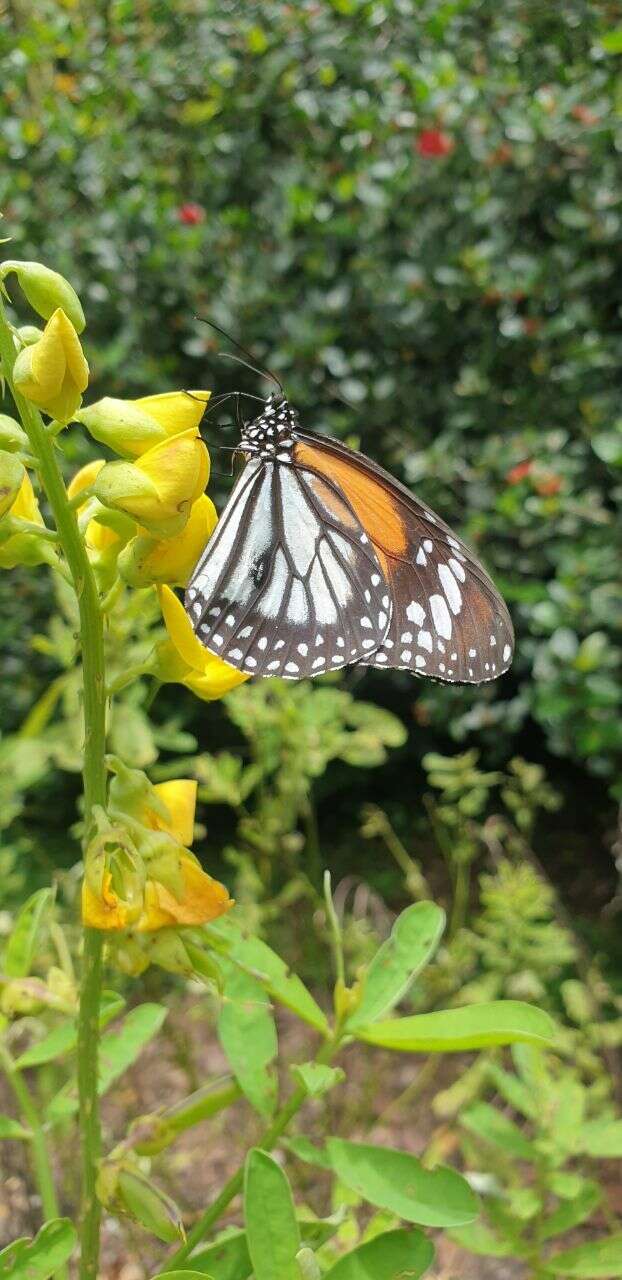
(160, 1037), (337, 1271)
(0, 1042), (66, 1279)
(0, 298), (107, 1280)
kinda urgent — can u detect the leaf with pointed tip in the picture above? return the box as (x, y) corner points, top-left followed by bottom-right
(356, 1002), (555, 1053)
(346, 902), (445, 1031)
(244, 1150), (300, 1280)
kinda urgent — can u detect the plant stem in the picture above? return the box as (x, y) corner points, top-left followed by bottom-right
(0, 1043), (66, 1276)
(0, 298), (107, 1280)
(160, 1038), (337, 1270)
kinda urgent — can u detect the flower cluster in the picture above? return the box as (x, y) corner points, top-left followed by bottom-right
(0, 258), (246, 943)
(82, 761), (233, 964)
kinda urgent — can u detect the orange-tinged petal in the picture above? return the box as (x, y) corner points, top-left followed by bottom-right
(136, 855), (233, 931)
(81, 871), (129, 930)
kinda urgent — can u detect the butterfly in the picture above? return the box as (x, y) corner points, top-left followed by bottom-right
(185, 392), (514, 683)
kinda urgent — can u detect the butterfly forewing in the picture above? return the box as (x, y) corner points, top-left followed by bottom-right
(295, 433), (514, 683)
(186, 457), (391, 679)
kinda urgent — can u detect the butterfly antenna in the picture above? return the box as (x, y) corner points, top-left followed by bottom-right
(193, 315), (284, 395)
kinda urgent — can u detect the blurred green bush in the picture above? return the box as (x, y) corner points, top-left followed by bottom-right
(1, 0), (620, 805)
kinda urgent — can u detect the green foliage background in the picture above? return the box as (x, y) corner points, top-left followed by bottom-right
(1, 0), (620, 896)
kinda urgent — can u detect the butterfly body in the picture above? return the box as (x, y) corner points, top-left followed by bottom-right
(185, 393), (514, 683)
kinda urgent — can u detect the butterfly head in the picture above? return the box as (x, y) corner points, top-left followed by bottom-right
(239, 392), (300, 463)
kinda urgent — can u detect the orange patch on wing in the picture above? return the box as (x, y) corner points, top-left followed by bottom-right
(295, 441), (408, 567)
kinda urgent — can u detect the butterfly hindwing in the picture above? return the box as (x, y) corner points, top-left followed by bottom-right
(294, 433), (514, 683)
(185, 457), (391, 679)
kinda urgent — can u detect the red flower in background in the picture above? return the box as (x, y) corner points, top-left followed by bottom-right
(571, 104), (599, 125)
(177, 202), (205, 225)
(534, 474), (562, 496)
(416, 129), (454, 158)
(506, 460), (533, 485)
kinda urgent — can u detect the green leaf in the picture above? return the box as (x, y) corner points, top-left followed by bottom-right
(323, 1228), (434, 1278)
(449, 1220), (516, 1258)
(346, 902), (445, 1031)
(15, 992), (125, 1069)
(184, 1228), (251, 1278)
(0, 1115), (31, 1140)
(244, 1149), (301, 1280)
(151, 1273), (214, 1280)
(3, 888), (53, 978)
(290, 1062), (345, 1097)
(540, 1182), (602, 1242)
(543, 1234), (622, 1276)
(461, 1101), (538, 1160)
(48, 1003), (166, 1120)
(326, 1139), (478, 1228)
(356, 1001), (555, 1052)
(218, 967), (277, 1118)
(0, 1218), (77, 1278)
(205, 920), (329, 1035)
(577, 1119), (622, 1158)
(284, 1135), (332, 1170)
(600, 27), (622, 52)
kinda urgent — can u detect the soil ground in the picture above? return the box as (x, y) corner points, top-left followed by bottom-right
(1, 991), (614, 1279)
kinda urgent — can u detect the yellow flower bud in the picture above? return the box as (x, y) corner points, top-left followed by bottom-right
(76, 390), (211, 458)
(0, 452), (26, 518)
(0, 414), (30, 453)
(117, 493), (217, 587)
(13, 308), (89, 422)
(94, 428), (209, 537)
(157, 584), (249, 698)
(1, 260), (85, 332)
(148, 780), (197, 847)
(0, 471), (49, 569)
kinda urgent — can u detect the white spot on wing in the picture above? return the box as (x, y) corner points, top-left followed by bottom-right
(406, 601), (425, 626)
(430, 594), (452, 639)
(438, 564), (462, 615)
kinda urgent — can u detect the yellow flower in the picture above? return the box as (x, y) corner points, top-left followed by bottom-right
(0, 471), (48, 569)
(93, 428), (209, 538)
(76, 390), (211, 458)
(81, 855), (232, 932)
(157, 584), (248, 699)
(13, 308), (89, 422)
(117, 492), (216, 587)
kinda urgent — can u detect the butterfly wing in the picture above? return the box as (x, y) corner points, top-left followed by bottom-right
(185, 457), (391, 679)
(294, 433), (514, 683)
